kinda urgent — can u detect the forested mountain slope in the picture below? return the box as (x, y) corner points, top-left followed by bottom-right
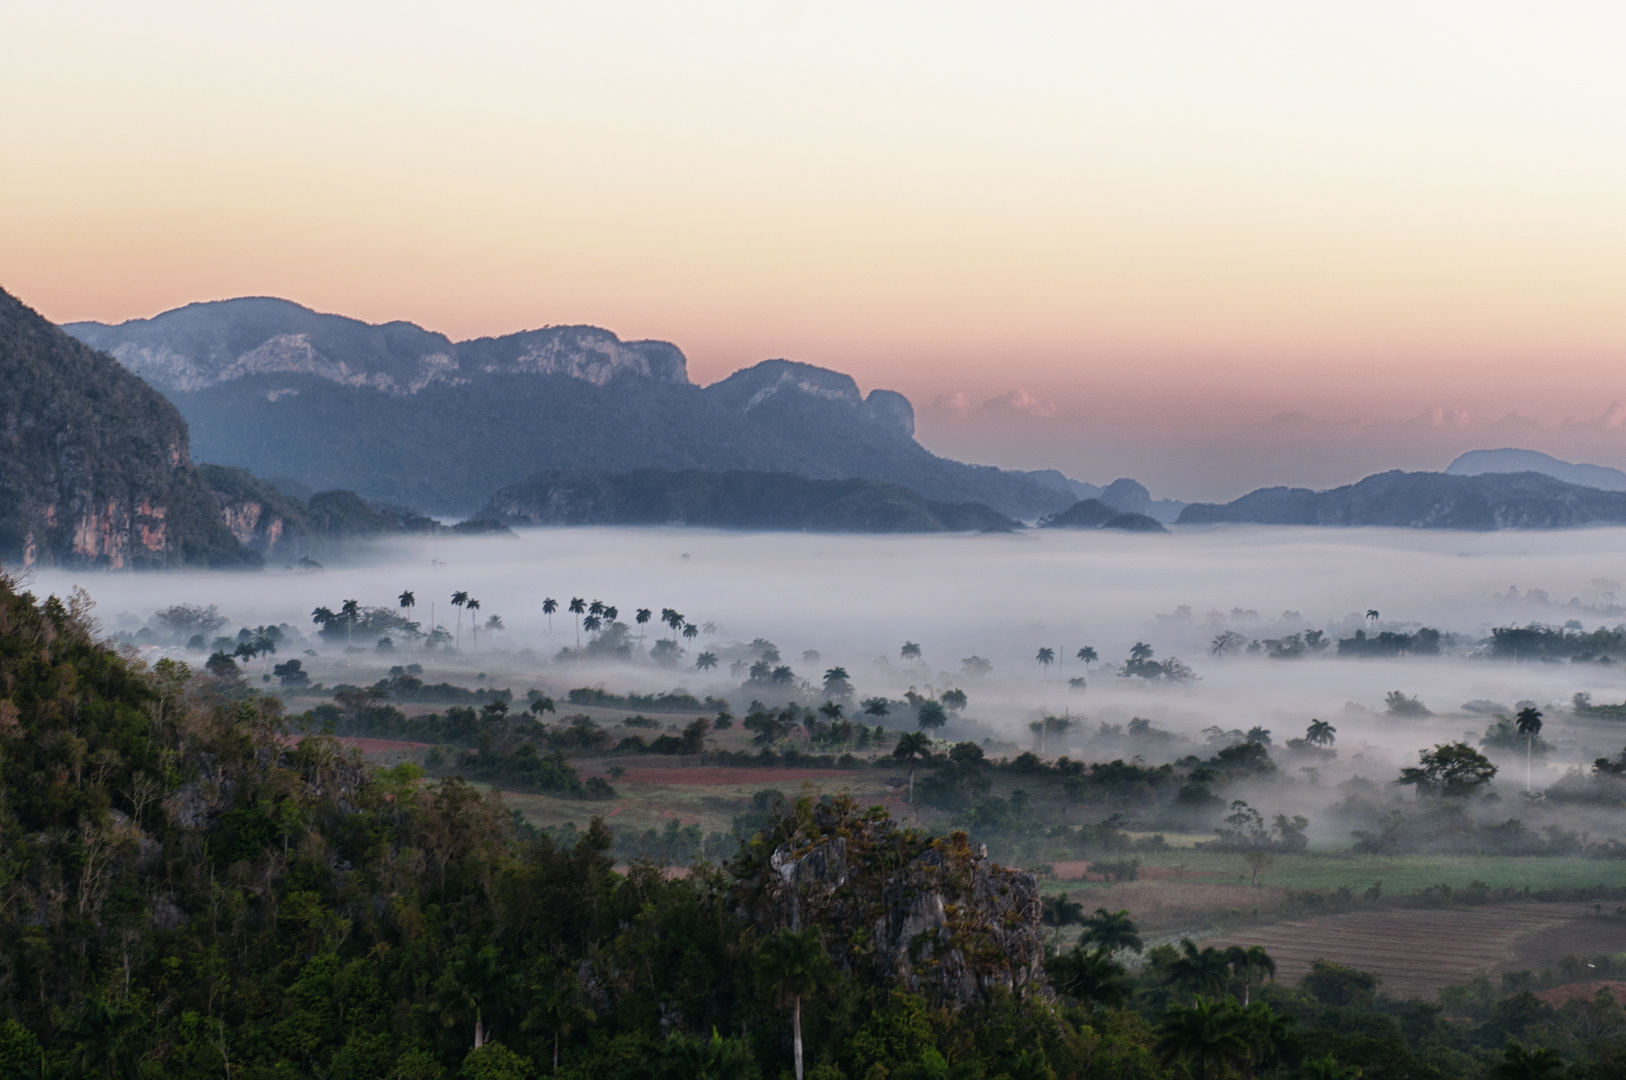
(0, 287), (249, 568)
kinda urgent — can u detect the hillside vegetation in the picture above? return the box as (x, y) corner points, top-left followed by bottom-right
(0, 288), (248, 568)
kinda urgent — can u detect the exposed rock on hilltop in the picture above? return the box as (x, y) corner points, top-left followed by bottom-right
(1179, 470), (1626, 529)
(733, 795), (1045, 1008)
(0, 288), (250, 568)
(66, 296), (687, 393)
(65, 300), (1071, 518)
(479, 468), (1018, 533)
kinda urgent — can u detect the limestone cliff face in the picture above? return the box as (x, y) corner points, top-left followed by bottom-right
(0, 288), (252, 569)
(734, 797), (1046, 1009)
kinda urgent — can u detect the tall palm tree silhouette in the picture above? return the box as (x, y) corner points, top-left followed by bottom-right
(635, 608), (652, 640)
(892, 731), (932, 805)
(1515, 706), (1543, 791)
(568, 598), (586, 649)
(466, 599), (480, 649)
(1305, 719), (1336, 747)
(1037, 647), (1056, 675)
(900, 641), (922, 662)
(542, 597), (558, 634)
(398, 590), (415, 648)
(451, 591), (469, 649)
(1077, 646), (1098, 666)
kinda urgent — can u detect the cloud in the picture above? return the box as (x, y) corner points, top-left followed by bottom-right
(930, 388), (1059, 421)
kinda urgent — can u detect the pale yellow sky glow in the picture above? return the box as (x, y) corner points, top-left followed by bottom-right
(5, 2), (1626, 493)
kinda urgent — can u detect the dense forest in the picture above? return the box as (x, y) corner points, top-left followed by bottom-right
(4, 576), (1626, 1078)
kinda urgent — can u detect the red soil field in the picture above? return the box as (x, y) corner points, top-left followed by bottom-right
(1537, 981), (1626, 1008)
(1211, 903), (1607, 1000)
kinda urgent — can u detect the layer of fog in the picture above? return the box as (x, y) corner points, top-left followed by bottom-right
(34, 524), (1626, 841)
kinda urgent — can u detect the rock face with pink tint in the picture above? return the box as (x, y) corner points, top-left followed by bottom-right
(0, 287), (251, 569)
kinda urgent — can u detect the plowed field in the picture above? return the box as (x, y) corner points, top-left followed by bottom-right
(1211, 903), (1626, 999)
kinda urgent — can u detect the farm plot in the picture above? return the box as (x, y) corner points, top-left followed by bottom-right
(1210, 903), (1612, 1000)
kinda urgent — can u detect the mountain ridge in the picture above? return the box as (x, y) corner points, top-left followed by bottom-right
(1445, 448), (1626, 492)
(64, 298), (1078, 519)
(1178, 470), (1626, 530)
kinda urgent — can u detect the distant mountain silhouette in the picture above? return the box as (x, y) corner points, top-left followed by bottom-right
(0, 287), (251, 568)
(1179, 470), (1626, 529)
(1041, 499), (1167, 532)
(478, 468), (1019, 533)
(1446, 448), (1626, 491)
(65, 300), (1074, 519)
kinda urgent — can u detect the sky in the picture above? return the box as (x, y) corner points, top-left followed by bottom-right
(5, 2), (1626, 499)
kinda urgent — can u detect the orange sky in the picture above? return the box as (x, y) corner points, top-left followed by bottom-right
(5, 3), (1626, 497)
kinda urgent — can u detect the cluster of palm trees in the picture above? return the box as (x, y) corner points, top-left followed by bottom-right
(1034, 645), (1098, 676)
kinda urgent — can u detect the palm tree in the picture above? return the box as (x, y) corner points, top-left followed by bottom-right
(635, 608), (652, 639)
(893, 731), (932, 804)
(1036, 647), (1055, 674)
(1225, 945), (1276, 1005)
(757, 928), (835, 1080)
(1168, 940), (1233, 1001)
(466, 598), (481, 649)
(603, 605), (618, 622)
(1515, 706), (1543, 792)
(1305, 719), (1336, 747)
(1077, 646), (1098, 666)
(1041, 892), (1087, 953)
(900, 641), (921, 661)
(696, 651), (718, 670)
(1130, 641), (1154, 662)
(1489, 1041), (1565, 1080)
(1079, 908), (1142, 955)
(1156, 997), (1250, 1080)
(683, 622), (699, 643)
(588, 599), (605, 618)
(399, 590), (416, 646)
(1236, 1000), (1295, 1074)
(1366, 609), (1380, 626)
(448, 943), (514, 1050)
(527, 978), (592, 1075)
(582, 614), (602, 636)
(1046, 945), (1131, 1009)
(1299, 1054), (1363, 1080)
(451, 591), (469, 649)
(569, 598), (586, 648)
(862, 697), (890, 720)
(542, 597), (558, 634)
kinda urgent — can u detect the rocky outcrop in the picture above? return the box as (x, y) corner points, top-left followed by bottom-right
(0, 287), (252, 569)
(1041, 499), (1168, 533)
(735, 796), (1046, 1009)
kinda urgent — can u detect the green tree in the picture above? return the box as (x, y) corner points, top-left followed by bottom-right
(1225, 945), (1276, 1005)
(525, 975), (592, 1074)
(542, 596), (557, 634)
(916, 699), (947, 732)
(862, 697), (891, 720)
(1079, 908), (1142, 955)
(893, 731), (933, 804)
(568, 597), (586, 648)
(901, 642), (922, 661)
(1168, 940), (1232, 1001)
(1036, 647), (1055, 673)
(1041, 892), (1086, 953)
(1076, 646), (1097, 666)
(757, 928), (835, 1080)
(1398, 742), (1497, 798)
(459, 1041), (532, 1080)
(696, 651), (719, 670)
(1156, 997), (1249, 1080)
(1488, 1041), (1564, 1080)
(1045, 945), (1131, 1009)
